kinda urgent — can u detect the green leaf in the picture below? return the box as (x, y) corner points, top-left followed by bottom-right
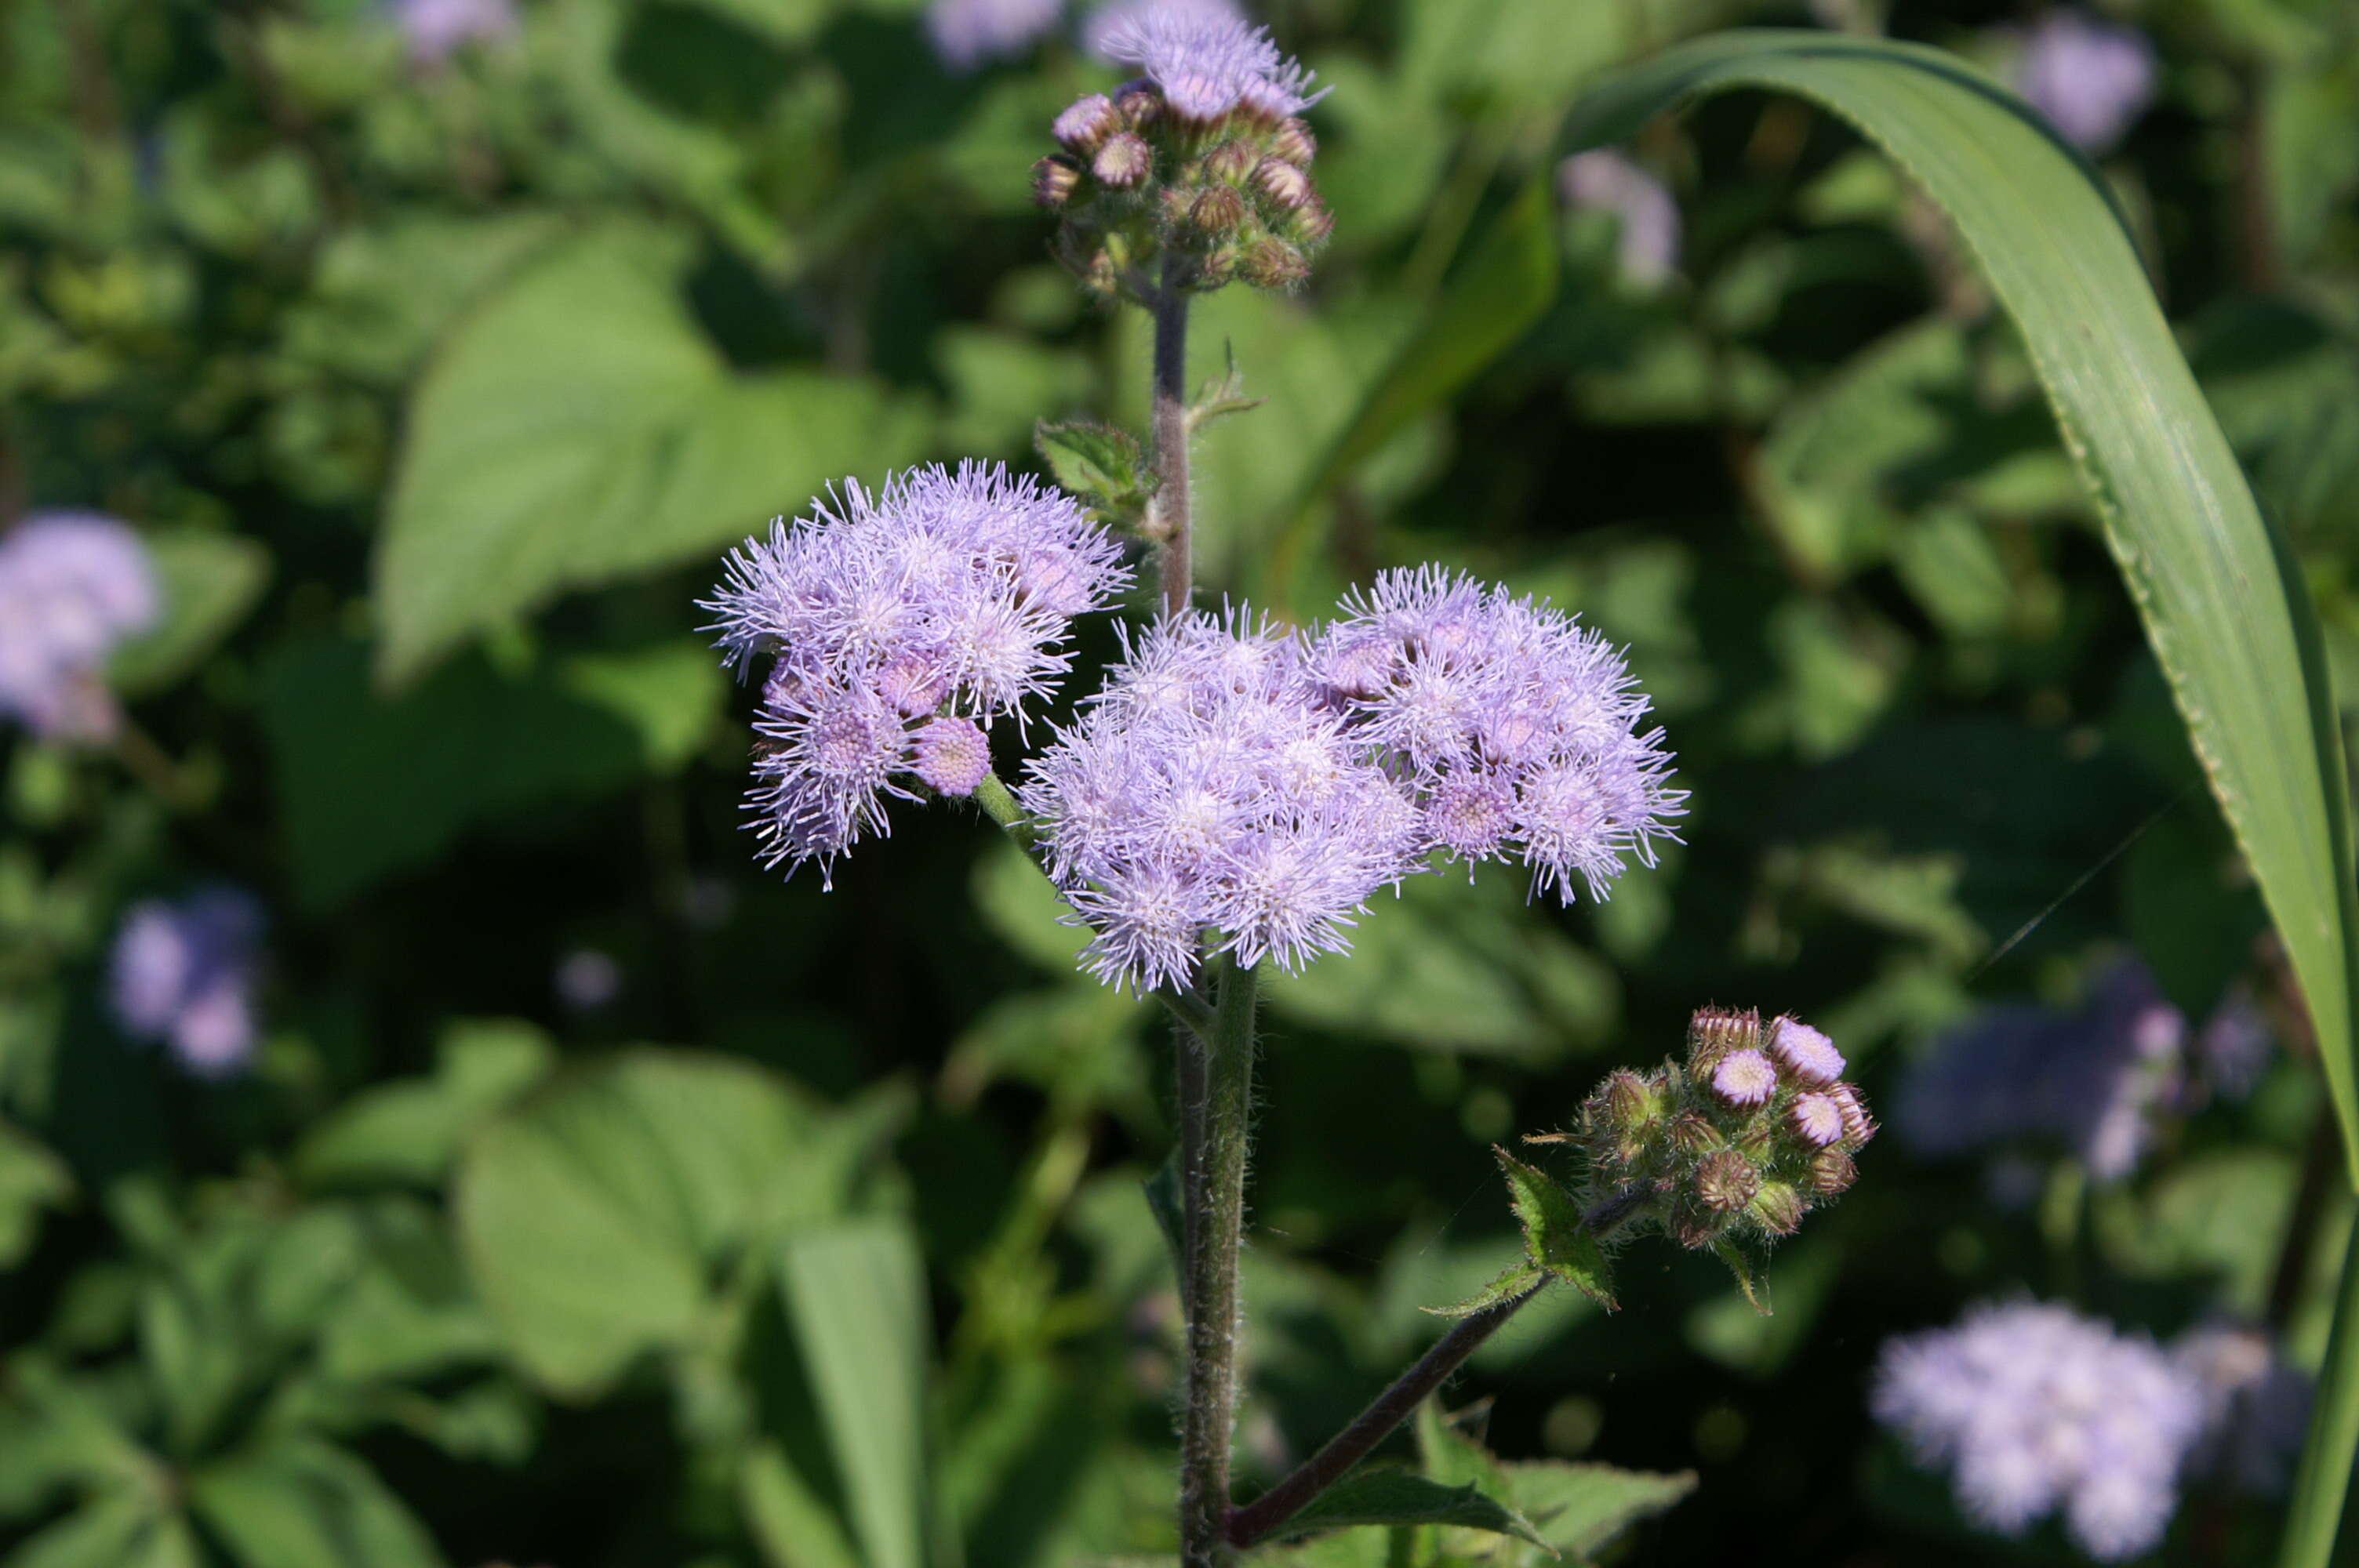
(1497, 1461), (1696, 1561)
(109, 530), (271, 698)
(0, 1119), (71, 1267)
(1032, 419), (1154, 524)
(191, 1438), (445, 1568)
(1424, 1261), (1543, 1320)
(1493, 1148), (1616, 1311)
(740, 1441), (863, 1568)
(774, 1219), (935, 1568)
(455, 1051), (858, 1399)
(293, 1022), (554, 1191)
(9, 1493), (198, 1568)
(1263, 179), (1559, 599)
(1710, 1237), (1772, 1317)
(374, 224), (929, 684)
(1275, 1468), (1547, 1547)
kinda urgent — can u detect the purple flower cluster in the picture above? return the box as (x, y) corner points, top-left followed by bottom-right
(1081, 0), (1246, 62)
(1874, 1300), (2207, 1560)
(1020, 611), (1421, 991)
(0, 511), (160, 742)
(1558, 151), (1681, 285)
(2177, 1322), (2314, 1497)
(1098, 7), (1324, 124)
(925, 0), (1063, 71)
(703, 462), (1129, 887)
(110, 887), (266, 1076)
(391, 0), (518, 65)
(1306, 568), (1685, 904)
(2013, 10), (2155, 154)
(1895, 959), (2272, 1181)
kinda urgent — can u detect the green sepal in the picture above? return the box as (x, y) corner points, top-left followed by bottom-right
(1273, 1467), (1549, 1549)
(1495, 1147), (1617, 1312)
(1033, 419), (1155, 528)
(1711, 1236), (1774, 1316)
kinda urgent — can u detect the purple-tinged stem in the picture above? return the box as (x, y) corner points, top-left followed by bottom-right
(1150, 259), (1191, 615)
(1179, 960), (1256, 1567)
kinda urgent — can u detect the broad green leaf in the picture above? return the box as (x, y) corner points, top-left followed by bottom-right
(1272, 1468), (1545, 1546)
(1562, 33), (2359, 1207)
(191, 1438), (445, 1568)
(775, 1219), (934, 1568)
(258, 635), (725, 907)
(1493, 1148), (1616, 1311)
(455, 1051), (845, 1399)
(296, 1018), (553, 1191)
(740, 1441), (863, 1568)
(10, 1493), (198, 1568)
(374, 224), (929, 684)
(109, 530), (271, 698)
(0, 1118), (71, 1266)
(1499, 1461), (1696, 1561)
(1032, 419), (1154, 524)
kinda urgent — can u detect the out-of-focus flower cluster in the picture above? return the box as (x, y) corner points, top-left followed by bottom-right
(1896, 958), (2274, 1184)
(1035, 12), (1332, 297)
(110, 887), (266, 1076)
(391, 0), (518, 65)
(1307, 567), (1684, 905)
(1020, 612), (1420, 991)
(1875, 1301), (2310, 1561)
(926, 0), (1066, 71)
(703, 462), (1129, 886)
(1569, 1009), (1873, 1253)
(0, 512), (160, 743)
(2012, 9), (2156, 154)
(1557, 151), (1681, 285)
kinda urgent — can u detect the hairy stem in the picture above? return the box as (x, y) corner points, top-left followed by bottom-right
(1180, 960), (1258, 1568)
(1225, 1189), (1648, 1548)
(1150, 261), (1192, 616)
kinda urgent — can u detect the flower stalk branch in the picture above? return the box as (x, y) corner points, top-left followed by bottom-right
(1179, 958), (1259, 1567)
(1150, 259), (1193, 615)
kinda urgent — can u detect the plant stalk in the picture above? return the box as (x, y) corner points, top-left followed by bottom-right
(2281, 1206), (2359, 1568)
(1150, 260), (1192, 616)
(1179, 960), (1258, 1568)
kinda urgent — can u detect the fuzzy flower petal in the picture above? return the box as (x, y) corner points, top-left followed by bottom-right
(1100, 7), (1325, 122)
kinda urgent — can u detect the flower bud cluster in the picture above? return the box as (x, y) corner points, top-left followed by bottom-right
(1034, 13), (1332, 299)
(702, 462), (1129, 887)
(1570, 1008), (1874, 1252)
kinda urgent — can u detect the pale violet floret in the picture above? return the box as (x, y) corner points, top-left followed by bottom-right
(1558, 151), (1681, 285)
(390, 0), (518, 64)
(703, 461), (1129, 887)
(1874, 1299), (2208, 1560)
(110, 887), (266, 1077)
(2013, 9), (2155, 153)
(0, 511), (161, 742)
(926, 0), (1063, 71)
(1099, 7), (1325, 123)
(1307, 567), (1684, 903)
(1022, 610), (1421, 992)
(1081, 0), (1246, 61)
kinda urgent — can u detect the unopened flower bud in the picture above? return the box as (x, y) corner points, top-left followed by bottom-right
(1809, 1147), (1858, 1196)
(1789, 1092), (1845, 1149)
(1271, 117), (1318, 167)
(1188, 185), (1249, 238)
(1204, 140), (1257, 184)
(1768, 1016), (1845, 1085)
(1687, 1007), (1762, 1073)
(1750, 1181), (1805, 1236)
(1670, 1110), (1722, 1155)
(1241, 237), (1308, 289)
(1033, 155), (1081, 210)
(1114, 83), (1161, 129)
(1289, 201), (1335, 245)
(1254, 158), (1312, 211)
(1054, 94), (1118, 156)
(913, 717), (990, 797)
(1710, 1049), (1778, 1108)
(1695, 1149), (1761, 1213)
(1829, 1083), (1877, 1146)
(1601, 1067), (1658, 1129)
(1670, 1196), (1723, 1250)
(1093, 134), (1153, 188)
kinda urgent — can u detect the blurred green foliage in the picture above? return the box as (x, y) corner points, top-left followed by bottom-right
(6, 0), (2359, 1564)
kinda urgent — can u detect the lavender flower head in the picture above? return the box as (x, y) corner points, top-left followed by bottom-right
(1307, 568), (1684, 904)
(1874, 1299), (2208, 1560)
(1020, 610), (1422, 992)
(110, 887), (266, 1076)
(391, 0), (518, 64)
(926, 0), (1063, 71)
(703, 461), (1129, 887)
(0, 511), (160, 742)
(1100, 8), (1324, 124)
(1081, 0), (1246, 62)
(1558, 151), (1681, 285)
(2013, 10), (2156, 154)
(1896, 958), (2261, 1182)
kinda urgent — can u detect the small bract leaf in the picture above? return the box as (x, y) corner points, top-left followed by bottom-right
(1423, 1261), (1543, 1319)
(1494, 1148), (1616, 1312)
(1710, 1236), (1774, 1316)
(1274, 1468), (1550, 1549)
(1033, 419), (1154, 523)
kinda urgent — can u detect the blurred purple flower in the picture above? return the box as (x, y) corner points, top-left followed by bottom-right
(554, 949), (622, 1011)
(1307, 568), (1685, 904)
(0, 511), (160, 743)
(927, 0), (1063, 71)
(110, 887), (266, 1076)
(1021, 610), (1422, 991)
(1099, 7), (1324, 123)
(703, 461), (1128, 887)
(1081, 0), (1245, 61)
(1874, 1299), (2207, 1560)
(391, 0), (518, 64)
(2176, 1321), (2313, 1497)
(2197, 984), (2275, 1098)
(1558, 151), (1680, 285)
(2013, 10), (2155, 154)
